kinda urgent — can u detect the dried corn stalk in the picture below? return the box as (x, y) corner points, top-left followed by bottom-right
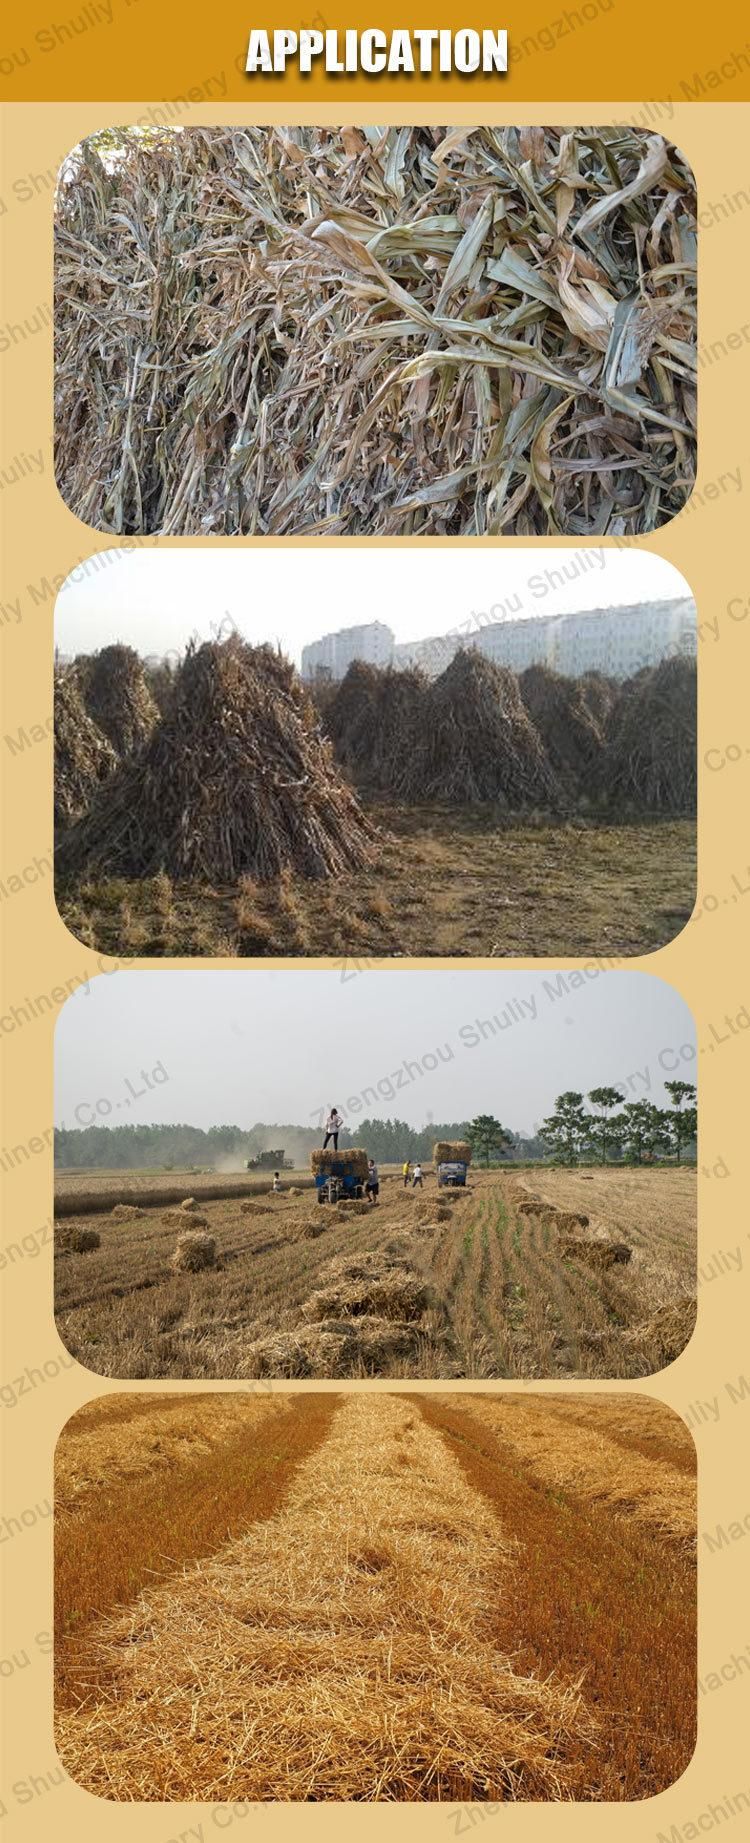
(55, 125), (696, 536)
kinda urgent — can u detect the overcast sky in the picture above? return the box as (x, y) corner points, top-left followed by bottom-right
(55, 968), (696, 1138)
(55, 547), (693, 667)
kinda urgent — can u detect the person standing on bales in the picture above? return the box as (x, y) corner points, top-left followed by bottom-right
(412, 1162), (424, 1189)
(402, 1159), (411, 1187)
(366, 1159), (380, 1204)
(323, 1107), (343, 1150)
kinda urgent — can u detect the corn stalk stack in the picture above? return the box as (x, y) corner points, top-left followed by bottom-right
(55, 637), (379, 882)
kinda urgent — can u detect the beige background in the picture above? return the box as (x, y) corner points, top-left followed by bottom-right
(1, 101), (748, 1834)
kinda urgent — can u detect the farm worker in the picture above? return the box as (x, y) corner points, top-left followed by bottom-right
(366, 1160), (380, 1204)
(412, 1162), (424, 1189)
(272, 1171), (282, 1192)
(323, 1107), (343, 1150)
(402, 1160), (411, 1187)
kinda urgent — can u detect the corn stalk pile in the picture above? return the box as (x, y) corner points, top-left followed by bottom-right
(388, 651), (560, 805)
(55, 637), (379, 881)
(601, 656), (697, 812)
(323, 661), (427, 787)
(79, 643), (159, 758)
(519, 663), (607, 798)
(54, 668), (118, 827)
(55, 125), (697, 536)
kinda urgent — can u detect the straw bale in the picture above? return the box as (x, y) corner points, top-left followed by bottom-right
(550, 1210), (591, 1230)
(602, 657), (696, 812)
(302, 1252), (432, 1323)
(56, 638), (378, 883)
(80, 644), (158, 758)
(179, 1198), (197, 1211)
(310, 1146), (369, 1179)
(433, 1140), (472, 1164)
(109, 1204), (146, 1221)
(170, 1231), (217, 1273)
(54, 668), (117, 827)
(56, 1224), (101, 1254)
(239, 1200), (273, 1217)
(162, 1209), (209, 1230)
(287, 1216), (329, 1241)
(560, 1237), (632, 1268)
(55, 127), (696, 539)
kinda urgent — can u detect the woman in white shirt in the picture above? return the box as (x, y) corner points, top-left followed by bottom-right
(323, 1107), (343, 1150)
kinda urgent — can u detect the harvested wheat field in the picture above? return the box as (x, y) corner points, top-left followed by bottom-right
(55, 1390), (696, 1801)
(54, 1165), (696, 1379)
(55, 126), (696, 537)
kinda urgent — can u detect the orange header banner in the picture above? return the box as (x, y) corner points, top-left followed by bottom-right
(0, 0), (749, 101)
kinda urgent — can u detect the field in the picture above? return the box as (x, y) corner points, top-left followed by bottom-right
(54, 1166), (696, 1380)
(55, 1390), (696, 1802)
(58, 811), (695, 959)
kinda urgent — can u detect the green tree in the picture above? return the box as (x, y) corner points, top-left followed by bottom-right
(466, 1114), (515, 1168)
(539, 1092), (588, 1165)
(662, 1081), (697, 1164)
(620, 1100), (666, 1165)
(586, 1086), (626, 1165)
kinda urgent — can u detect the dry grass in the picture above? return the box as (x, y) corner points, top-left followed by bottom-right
(57, 810), (696, 959)
(56, 1394), (596, 1800)
(55, 1392), (695, 1801)
(56, 1224), (101, 1254)
(419, 1395), (695, 1797)
(54, 1166), (695, 1380)
(55, 127), (696, 538)
(55, 1393), (336, 1705)
(451, 1394), (696, 1546)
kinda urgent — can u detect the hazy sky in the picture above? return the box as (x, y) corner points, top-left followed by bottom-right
(55, 547), (693, 667)
(55, 969), (696, 1137)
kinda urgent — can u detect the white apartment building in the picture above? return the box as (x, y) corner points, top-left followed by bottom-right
(548, 599), (697, 678)
(301, 621), (394, 681)
(302, 599), (696, 683)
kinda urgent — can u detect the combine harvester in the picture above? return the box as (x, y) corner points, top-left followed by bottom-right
(434, 1139), (472, 1189)
(311, 1146), (369, 1204)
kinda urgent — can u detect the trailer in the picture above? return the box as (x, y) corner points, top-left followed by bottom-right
(433, 1139), (472, 1188)
(310, 1147), (369, 1203)
(436, 1159), (468, 1189)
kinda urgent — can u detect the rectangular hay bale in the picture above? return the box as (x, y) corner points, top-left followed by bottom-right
(433, 1141), (472, 1165)
(310, 1147), (369, 1180)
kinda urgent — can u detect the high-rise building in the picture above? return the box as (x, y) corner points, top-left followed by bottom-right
(301, 599), (696, 682)
(301, 621), (394, 681)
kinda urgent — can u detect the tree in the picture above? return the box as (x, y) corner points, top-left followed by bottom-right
(466, 1114), (515, 1168)
(662, 1081), (697, 1164)
(620, 1100), (666, 1165)
(586, 1086), (626, 1165)
(538, 1092), (588, 1165)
